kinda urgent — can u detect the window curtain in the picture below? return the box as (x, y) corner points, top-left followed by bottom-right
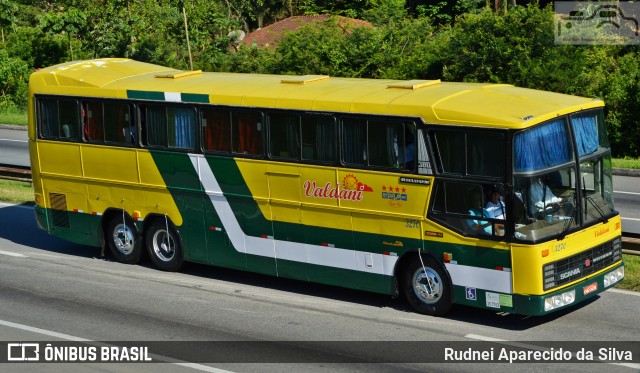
(514, 119), (573, 173)
(234, 112), (261, 154)
(147, 107), (167, 146)
(40, 101), (58, 138)
(343, 120), (366, 165)
(171, 108), (195, 149)
(285, 117), (300, 159)
(214, 111), (230, 152)
(83, 103), (99, 141)
(314, 118), (334, 161)
(202, 110), (230, 152)
(571, 113), (599, 157)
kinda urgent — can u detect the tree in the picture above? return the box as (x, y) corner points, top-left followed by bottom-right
(39, 6), (87, 60)
(0, 0), (18, 43)
(408, 0), (484, 22)
(84, 0), (133, 58)
(0, 48), (29, 110)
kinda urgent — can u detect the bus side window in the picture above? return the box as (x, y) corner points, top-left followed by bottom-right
(268, 112), (300, 160)
(105, 102), (135, 145)
(433, 131), (465, 174)
(432, 130), (505, 178)
(168, 107), (196, 149)
(417, 128), (433, 175)
(232, 111), (263, 155)
(40, 99), (60, 138)
(301, 113), (335, 163)
(368, 120), (414, 169)
(146, 106), (168, 147)
(83, 102), (104, 142)
(467, 133), (505, 178)
(39, 98), (80, 141)
(202, 108), (231, 153)
(341, 118), (367, 166)
(59, 100), (79, 140)
(430, 180), (472, 234)
(430, 180), (504, 238)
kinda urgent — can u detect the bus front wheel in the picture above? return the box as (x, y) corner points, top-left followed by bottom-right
(402, 255), (452, 316)
(145, 220), (183, 272)
(106, 216), (142, 264)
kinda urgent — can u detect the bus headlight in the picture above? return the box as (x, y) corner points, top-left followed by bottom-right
(544, 290), (576, 312)
(604, 267), (624, 288)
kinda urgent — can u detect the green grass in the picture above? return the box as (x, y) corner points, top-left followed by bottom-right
(0, 109), (27, 126)
(620, 254), (640, 292)
(0, 179), (33, 204)
(612, 157), (640, 170)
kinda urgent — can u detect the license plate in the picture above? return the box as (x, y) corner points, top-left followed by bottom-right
(583, 282), (598, 295)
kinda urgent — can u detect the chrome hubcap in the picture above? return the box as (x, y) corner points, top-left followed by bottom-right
(412, 267), (442, 304)
(152, 229), (175, 262)
(112, 223), (135, 255)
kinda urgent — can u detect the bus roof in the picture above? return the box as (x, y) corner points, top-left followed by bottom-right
(31, 58), (603, 129)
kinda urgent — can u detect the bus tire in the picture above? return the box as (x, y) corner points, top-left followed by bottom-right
(402, 255), (452, 316)
(145, 219), (183, 272)
(106, 215), (142, 264)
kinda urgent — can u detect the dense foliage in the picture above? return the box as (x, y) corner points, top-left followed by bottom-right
(1, 0), (639, 157)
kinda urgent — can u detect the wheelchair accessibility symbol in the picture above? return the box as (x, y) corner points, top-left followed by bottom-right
(465, 287), (477, 301)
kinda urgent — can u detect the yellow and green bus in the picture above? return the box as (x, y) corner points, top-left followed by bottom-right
(28, 58), (624, 316)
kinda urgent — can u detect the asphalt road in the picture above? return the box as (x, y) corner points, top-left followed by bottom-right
(0, 202), (639, 372)
(613, 175), (640, 235)
(0, 126), (29, 167)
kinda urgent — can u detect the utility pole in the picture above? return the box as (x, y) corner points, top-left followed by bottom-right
(182, 4), (193, 71)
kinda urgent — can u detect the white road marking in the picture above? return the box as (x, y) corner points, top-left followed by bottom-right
(608, 288), (640, 297)
(0, 319), (89, 341)
(465, 333), (504, 342)
(614, 191), (640, 196)
(0, 138), (27, 143)
(0, 202), (32, 209)
(465, 333), (640, 369)
(0, 250), (27, 258)
(0, 319), (236, 372)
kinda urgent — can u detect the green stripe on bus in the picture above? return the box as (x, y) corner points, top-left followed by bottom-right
(181, 93), (209, 103)
(127, 90), (165, 101)
(148, 151), (511, 270)
(127, 90), (209, 103)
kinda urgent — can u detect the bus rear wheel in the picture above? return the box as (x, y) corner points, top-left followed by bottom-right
(402, 255), (452, 316)
(106, 216), (142, 264)
(145, 219), (183, 272)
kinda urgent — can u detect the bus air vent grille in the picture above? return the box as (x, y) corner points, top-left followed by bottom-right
(49, 193), (70, 228)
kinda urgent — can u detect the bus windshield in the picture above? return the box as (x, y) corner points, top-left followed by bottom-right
(512, 110), (615, 241)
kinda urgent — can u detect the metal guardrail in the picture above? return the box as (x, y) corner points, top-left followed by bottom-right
(1, 164), (639, 254)
(0, 163), (31, 182)
(622, 236), (640, 255)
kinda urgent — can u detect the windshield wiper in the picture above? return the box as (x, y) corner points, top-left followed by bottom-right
(558, 214), (575, 240)
(586, 195), (609, 224)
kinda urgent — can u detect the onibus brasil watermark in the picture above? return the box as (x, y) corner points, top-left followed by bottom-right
(555, 1), (640, 45)
(3, 341), (638, 364)
(445, 346), (634, 363)
(6, 343), (151, 363)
